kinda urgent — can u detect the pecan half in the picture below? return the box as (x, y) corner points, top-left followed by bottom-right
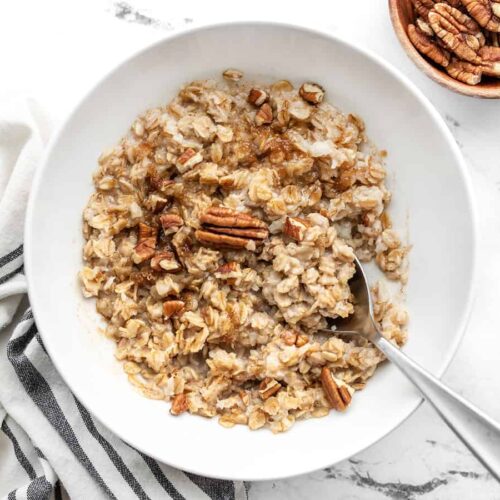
(408, 23), (451, 67)
(461, 0), (500, 31)
(478, 45), (500, 75)
(163, 300), (185, 319)
(320, 367), (354, 412)
(205, 226), (269, 239)
(299, 82), (325, 104)
(446, 58), (483, 83)
(195, 230), (258, 249)
(259, 378), (281, 400)
(196, 207), (269, 250)
(170, 394), (189, 415)
(283, 217), (310, 242)
(248, 88), (268, 106)
(411, 0), (464, 19)
(150, 251), (181, 272)
(416, 16), (435, 36)
(429, 3), (486, 63)
(255, 103), (274, 126)
(200, 207), (267, 229)
(412, 0), (435, 19)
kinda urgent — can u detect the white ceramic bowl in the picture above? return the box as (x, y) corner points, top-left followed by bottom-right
(25, 22), (477, 481)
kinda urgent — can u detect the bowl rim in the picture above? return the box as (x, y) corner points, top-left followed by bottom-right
(388, 0), (500, 99)
(24, 20), (479, 481)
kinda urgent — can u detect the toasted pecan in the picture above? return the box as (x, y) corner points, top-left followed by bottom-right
(320, 367), (354, 412)
(446, 58), (483, 83)
(195, 230), (258, 249)
(200, 207), (267, 229)
(283, 217), (310, 242)
(248, 88), (268, 106)
(163, 300), (185, 319)
(196, 207), (269, 250)
(461, 0), (500, 31)
(159, 213), (184, 231)
(259, 378), (281, 400)
(170, 394), (189, 415)
(133, 223), (157, 264)
(295, 334), (309, 347)
(428, 3), (485, 64)
(299, 82), (325, 104)
(216, 261), (239, 274)
(281, 330), (298, 346)
(206, 226), (269, 239)
(138, 222), (156, 240)
(255, 103), (274, 126)
(150, 251), (181, 272)
(408, 23), (451, 67)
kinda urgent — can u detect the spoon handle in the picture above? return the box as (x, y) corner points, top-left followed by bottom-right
(374, 334), (500, 480)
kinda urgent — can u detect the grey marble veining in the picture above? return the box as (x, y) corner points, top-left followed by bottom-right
(108, 0), (194, 31)
(110, 1), (174, 30)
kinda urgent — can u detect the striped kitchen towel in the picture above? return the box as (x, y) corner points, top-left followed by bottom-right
(0, 99), (248, 500)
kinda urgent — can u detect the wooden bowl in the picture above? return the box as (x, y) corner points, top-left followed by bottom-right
(389, 0), (500, 98)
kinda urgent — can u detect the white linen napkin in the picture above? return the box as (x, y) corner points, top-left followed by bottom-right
(0, 98), (248, 500)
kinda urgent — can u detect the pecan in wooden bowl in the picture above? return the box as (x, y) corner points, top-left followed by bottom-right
(389, 0), (500, 97)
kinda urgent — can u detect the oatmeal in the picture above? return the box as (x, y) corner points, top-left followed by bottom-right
(80, 71), (408, 433)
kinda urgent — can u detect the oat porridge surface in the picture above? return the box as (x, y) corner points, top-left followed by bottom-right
(80, 70), (408, 433)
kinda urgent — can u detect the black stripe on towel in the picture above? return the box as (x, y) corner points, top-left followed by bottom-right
(74, 397), (152, 500)
(0, 244), (23, 268)
(54, 481), (63, 500)
(31, 448), (56, 499)
(7, 489), (16, 500)
(139, 451), (186, 500)
(1, 419), (36, 480)
(184, 472), (236, 500)
(35, 333), (47, 354)
(26, 476), (53, 500)
(20, 308), (33, 322)
(0, 264), (24, 285)
(6, 322), (117, 500)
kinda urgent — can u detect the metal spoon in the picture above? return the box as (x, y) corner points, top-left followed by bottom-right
(318, 257), (500, 480)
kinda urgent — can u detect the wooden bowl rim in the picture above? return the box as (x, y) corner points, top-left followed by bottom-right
(388, 0), (500, 99)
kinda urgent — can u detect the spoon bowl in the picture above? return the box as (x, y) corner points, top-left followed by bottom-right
(321, 257), (376, 338)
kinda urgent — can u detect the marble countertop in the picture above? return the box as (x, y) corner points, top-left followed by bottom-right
(2, 0), (500, 498)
